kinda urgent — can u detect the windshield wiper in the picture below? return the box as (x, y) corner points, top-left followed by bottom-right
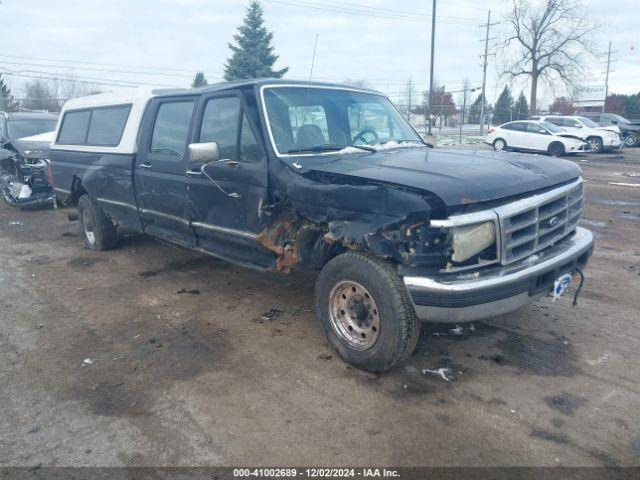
(287, 144), (376, 154)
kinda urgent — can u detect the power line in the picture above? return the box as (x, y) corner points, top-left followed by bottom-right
(0, 53), (224, 77)
(262, 0), (479, 24)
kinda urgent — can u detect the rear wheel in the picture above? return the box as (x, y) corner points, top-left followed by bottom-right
(77, 195), (117, 251)
(315, 252), (420, 372)
(493, 138), (507, 151)
(548, 142), (565, 157)
(587, 136), (603, 153)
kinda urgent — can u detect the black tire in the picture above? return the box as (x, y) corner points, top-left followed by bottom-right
(77, 195), (117, 251)
(587, 136), (603, 153)
(624, 133), (638, 148)
(314, 252), (420, 372)
(548, 142), (565, 157)
(493, 138), (507, 152)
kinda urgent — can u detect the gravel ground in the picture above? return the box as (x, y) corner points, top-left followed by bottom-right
(0, 146), (639, 467)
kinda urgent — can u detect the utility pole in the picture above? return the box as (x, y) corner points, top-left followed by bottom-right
(427, 0), (436, 136)
(479, 11), (499, 135)
(602, 41), (616, 113)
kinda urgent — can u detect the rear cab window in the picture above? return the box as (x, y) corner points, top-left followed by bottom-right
(150, 101), (195, 158)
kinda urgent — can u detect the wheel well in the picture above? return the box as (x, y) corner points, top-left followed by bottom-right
(586, 135), (602, 142)
(69, 176), (87, 205)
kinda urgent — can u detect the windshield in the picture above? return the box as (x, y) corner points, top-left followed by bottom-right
(6, 119), (57, 140)
(540, 121), (564, 133)
(576, 116), (599, 128)
(262, 87), (423, 155)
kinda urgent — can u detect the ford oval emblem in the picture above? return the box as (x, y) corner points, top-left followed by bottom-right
(548, 216), (560, 227)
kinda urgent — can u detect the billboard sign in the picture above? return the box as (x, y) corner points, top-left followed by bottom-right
(573, 85), (606, 107)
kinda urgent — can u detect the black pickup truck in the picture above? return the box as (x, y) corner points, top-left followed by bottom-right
(50, 80), (594, 372)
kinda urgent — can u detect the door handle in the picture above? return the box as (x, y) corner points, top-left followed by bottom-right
(138, 163), (152, 170)
(185, 170), (202, 178)
(218, 159), (239, 168)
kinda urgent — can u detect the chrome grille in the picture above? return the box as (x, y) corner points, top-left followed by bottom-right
(496, 180), (584, 264)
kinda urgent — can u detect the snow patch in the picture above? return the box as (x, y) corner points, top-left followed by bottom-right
(422, 367), (453, 381)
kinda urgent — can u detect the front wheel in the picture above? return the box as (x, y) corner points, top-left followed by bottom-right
(314, 252), (420, 372)
(624, 133), (638, 147)
(587, 137), (603, 153)
(548, 142), (565, 157)
(0, 170), (19, 207)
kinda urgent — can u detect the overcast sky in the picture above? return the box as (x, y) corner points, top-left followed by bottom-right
(1, 0), (638, 109)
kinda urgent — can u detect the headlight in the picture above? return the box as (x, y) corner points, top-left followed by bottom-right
(450, 221), (496, 263)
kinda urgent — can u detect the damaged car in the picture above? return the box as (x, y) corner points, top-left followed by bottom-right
(50, 81), (594, 372)
(1, 111), (58, 209)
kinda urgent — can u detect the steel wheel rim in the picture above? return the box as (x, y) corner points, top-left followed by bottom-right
(82, 210), (96, 245)
(588, 139), (601, 152)
(328, 280), (380, 351)
(495, 140), (505, 151)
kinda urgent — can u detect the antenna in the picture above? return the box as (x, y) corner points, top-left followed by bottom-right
(304, 34), (319, 107)
(308, 34), (319, 85)
(302, 34), (319, 128)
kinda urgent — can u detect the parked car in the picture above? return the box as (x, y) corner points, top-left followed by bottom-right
(0, 111), (58, 208)
(581, 112), (640, 148)
(531, 115), (622, 153)
(485, 120), (588, 156)
(50, 81), (594, 372)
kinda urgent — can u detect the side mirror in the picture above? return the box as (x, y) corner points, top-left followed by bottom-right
(611, 120), (618, 125)
(538, 129), (548, 134)
(575, 124), (583, 128)
(188, 141), (220, 164)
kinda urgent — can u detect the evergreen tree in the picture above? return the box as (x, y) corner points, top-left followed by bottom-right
(468, 93), (484, 124)
(191, 72), (209, 88)
(0, 74), (18, 112)
(492, 86), (514, 125)
(513, 91), (529, 120)
(224, 1), (288, 81)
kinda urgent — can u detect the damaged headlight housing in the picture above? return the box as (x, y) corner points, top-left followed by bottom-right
(429, 213), (500, 271)
(450, 222), (496, 263)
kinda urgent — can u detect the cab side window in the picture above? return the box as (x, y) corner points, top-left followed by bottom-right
(200, 97), (240, 160)
(199, 96), (262, 163)
(150, 100), (195, 158)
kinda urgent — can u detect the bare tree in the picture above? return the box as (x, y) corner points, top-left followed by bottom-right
(501, 0), (597, 113)
(403, 77), (415, 121)
(23, 80), (60, 112)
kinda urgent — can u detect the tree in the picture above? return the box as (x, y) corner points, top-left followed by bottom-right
(493, 86), (514, 124)
(426, 86), (457, 127)
(0, 74), (19, 112)
(343, 79), (370, 89)
(502, 0), (596, 114)
(23, 80), (59, 112)
(513, 91), (529, 119)
(224, 1), (288, 81)
(468, 93), (484, 124)
(191, 72), (209, 88)
(548, 96), (574, 114)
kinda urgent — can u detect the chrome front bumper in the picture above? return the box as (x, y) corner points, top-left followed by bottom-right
(403, 227), (594, 323)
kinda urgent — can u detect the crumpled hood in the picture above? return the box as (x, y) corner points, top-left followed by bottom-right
(5, 138), (52, 159)
(286, 148), (581, 207)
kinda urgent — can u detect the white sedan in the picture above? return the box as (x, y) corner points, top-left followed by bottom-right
(485, 120), (589, 156)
